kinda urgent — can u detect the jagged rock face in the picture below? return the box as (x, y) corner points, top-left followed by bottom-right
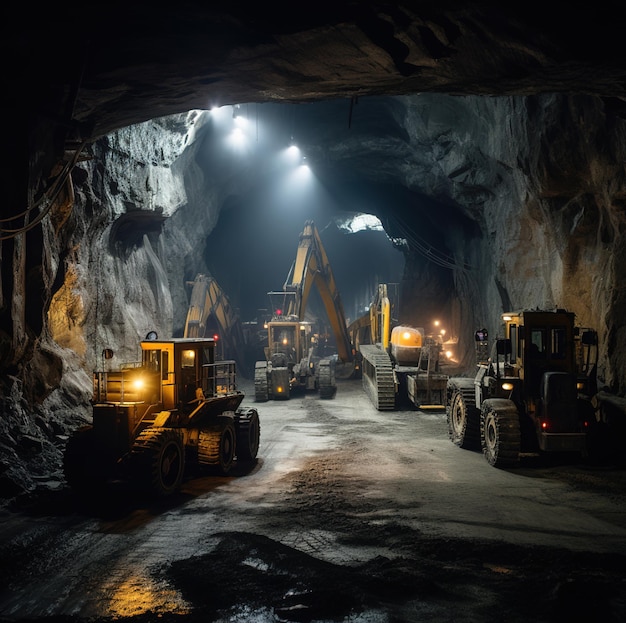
(44, 93), (626, 393)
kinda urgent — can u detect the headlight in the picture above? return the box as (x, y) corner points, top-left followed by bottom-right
(501, 382), (514, 391)
(132, 378), (145, 391)
(576, 381), (585, 391)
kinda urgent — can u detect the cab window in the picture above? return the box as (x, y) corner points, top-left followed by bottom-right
(143, 349), (161, 372)
(181, 349), (196, 368)
(162, 351), (169, 381)
(201, 347), (213, 366)
(272, 327), (296, 350)
(550, 327), (567, 359)
(509, 325), (518, 360)
(529, 329), (546, 358)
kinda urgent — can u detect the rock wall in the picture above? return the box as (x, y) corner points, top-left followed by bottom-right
(392, 93), (626, 388)
(2, 92), (625, 501)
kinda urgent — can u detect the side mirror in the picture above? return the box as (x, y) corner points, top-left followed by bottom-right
(581, 330), (597, 345)
(496, 339), (512, 355)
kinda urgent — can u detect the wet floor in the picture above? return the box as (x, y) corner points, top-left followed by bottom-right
(1, 378), (625, 622)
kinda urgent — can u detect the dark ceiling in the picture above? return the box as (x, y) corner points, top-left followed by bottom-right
(16, 2), (626, 201)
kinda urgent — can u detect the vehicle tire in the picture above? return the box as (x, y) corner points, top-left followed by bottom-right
(235, 407), (260, 462)
(447, 380), (480, 450)
(198, 415), (236, 474)
(318, 359), (336, 399)
(254, 362), (269, 402)
(480, 399), (521, 467)
(63, 426), (111, 492)
(132, 428), (185, 496)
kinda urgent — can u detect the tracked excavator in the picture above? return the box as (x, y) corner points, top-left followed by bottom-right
(63, 334), (260, 496)
(254, 220), (357, 401)
(445, 309), (598, 467)
(349, 283), (448, 410)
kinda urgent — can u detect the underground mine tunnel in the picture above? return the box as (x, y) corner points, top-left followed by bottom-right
(8, 2), (626, 495)
(1, 5), (626, 622)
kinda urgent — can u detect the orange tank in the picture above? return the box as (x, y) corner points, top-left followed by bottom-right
(390, 326), (424, 365)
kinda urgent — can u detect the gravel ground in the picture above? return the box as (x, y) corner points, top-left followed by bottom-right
(0, 377), (625, 623)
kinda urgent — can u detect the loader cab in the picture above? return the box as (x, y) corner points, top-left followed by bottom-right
(502, 310), (577, 406)
(140, 337), (216, 409)
(266, 320), (313, 365)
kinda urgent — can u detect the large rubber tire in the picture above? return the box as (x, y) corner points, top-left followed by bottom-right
(254, 362), (269, 402)
(447, 380), (481, 450)
(132, 428), (185, 496)
(480, 399), (521, 468)
(198, 415), (236, 474)
(63, 426), (111, 492)
(235, 407), (260, 462)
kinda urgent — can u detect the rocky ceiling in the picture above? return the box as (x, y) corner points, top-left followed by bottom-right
(19, 2), (626, 188)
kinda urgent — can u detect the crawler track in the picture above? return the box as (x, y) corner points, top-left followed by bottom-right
(359, 345), (396, 410)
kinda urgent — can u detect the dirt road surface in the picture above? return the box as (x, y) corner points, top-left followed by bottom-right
(0, 377), (625, 622)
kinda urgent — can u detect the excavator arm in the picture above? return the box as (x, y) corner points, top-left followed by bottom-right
(183, 273), (245, 368)
(282, 221), (353, 363)
(347, 283), (391, 349)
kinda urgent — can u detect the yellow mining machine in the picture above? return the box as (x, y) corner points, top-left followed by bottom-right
(254, 220), (357, 401)
(64, 335), (260, 496)
(349, 283), (448, 410)
(183, 273), (246, 370)
(445, 308), (599, 467)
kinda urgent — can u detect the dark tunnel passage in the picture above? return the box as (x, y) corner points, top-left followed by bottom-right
(3, 7), (626, 621)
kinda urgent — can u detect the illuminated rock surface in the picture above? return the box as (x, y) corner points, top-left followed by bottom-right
(3, 4), (626, 498)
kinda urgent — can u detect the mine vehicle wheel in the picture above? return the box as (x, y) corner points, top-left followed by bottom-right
(235, 407), (260, 462)
(480, 399), (521, 467)
(318, 359), (336, 399)
(254, 362), (269, 402)
(63, 426), (111, 492)
(198, 415), (236, 474)
(132, 428), (185, 496)
(447, 380), (481, 450)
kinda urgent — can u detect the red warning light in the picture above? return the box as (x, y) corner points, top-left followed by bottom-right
(213, 334), (219, 341)
(275, 309), (282, 316)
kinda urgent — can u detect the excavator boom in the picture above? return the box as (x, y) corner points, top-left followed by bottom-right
(283, 220), (353, 363)
(183, 273), (245, 369)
